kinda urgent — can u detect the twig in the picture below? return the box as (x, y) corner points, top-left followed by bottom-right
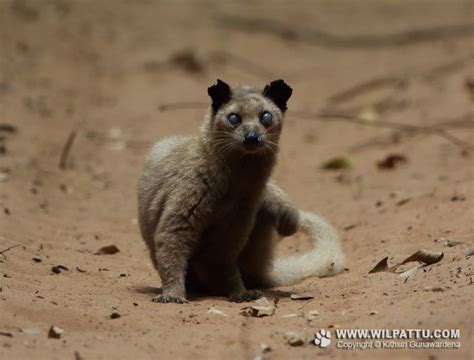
(218, 15), (474, 49)
(59, 130), (77, 170)
(297, 111), (422, 131)
(327, 77), (406, 104)
(158, 102), (207, 112)
(293, 111), (474, 152)
(349, 114), (474, 151)
(435, 129), (474, 151)
(155, 102), (473, 152)
(326, 55), (473, 104)
(421, 55), (474, 81)
(144, 49), (275, 80)
(0, 244), (22, 260)
(430, 114), (474, 130)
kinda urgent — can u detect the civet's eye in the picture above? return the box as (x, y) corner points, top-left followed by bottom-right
(260, 111), (273, 127)
(227, 113), (241, 126)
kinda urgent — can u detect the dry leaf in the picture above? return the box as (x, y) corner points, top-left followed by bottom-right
(170, 48), (208, 73)
(377, 154), (407, 170)
(290, 293), (314, 301)
(51, 265), (69, 274)
(369, 249), (444, 275)
(423, 286), (445, 292)
(94, 245), (120, 255)
(400, 249), (444, 266)
(322, 156), (353, 170)
(0, 124), (17, 133)
(109, 312), (121, 319)
(368, 257), (389, 273)
(240, 305), (275, 317)
(207, 306), (226, 316)
(240, 297), (279, 317)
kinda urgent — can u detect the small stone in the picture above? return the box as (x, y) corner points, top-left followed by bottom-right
(290, 293), (314, 301)
(439, 238), (462, 247)
(284, 331), (304, 346)
(260, 343), (272, 353)
(305, 310), (319, 320)
(0, 171), (10, 182)
(48, 325), (64, 339)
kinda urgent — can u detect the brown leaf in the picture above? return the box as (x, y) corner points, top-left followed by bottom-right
(322, 156), (353, 170)
(51, 265), (69, 274)
(377, 154), (407, 169)
(368, 257), (389, 274)
(0, 124), (17, 133)
(109, 312), (121, 319)
(369, 249), (443, 275)
(240, 305), (275, 317)
(94, 245), (120, 255)
(400, 250), (444, 266)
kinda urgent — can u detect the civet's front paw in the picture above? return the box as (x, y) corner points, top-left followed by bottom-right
(228, 290), (263, 303)
(151, 294), (188, 304)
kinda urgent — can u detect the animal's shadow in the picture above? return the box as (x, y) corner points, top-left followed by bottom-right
(131, 286), (293, 301)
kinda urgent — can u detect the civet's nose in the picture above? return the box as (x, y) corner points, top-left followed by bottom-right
(243, 131), (261, 145)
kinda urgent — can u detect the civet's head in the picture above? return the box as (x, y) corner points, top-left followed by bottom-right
(204, 79), (292, 155)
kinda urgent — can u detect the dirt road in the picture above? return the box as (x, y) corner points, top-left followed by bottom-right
(1, 1), (473, 359)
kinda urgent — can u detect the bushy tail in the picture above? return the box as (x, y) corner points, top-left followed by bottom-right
(268, 210), (345, 286)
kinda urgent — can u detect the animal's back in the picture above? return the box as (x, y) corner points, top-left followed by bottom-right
(137, 135), (191, 257)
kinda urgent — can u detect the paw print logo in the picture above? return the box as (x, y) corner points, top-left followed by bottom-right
(313, 329), (331, 348)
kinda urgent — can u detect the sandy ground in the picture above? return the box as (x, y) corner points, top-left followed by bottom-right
(1, 0), (473, 359)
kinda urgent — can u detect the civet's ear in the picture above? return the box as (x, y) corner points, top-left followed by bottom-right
(207, 79), (231, 112)
(263, 79), (293, 112)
